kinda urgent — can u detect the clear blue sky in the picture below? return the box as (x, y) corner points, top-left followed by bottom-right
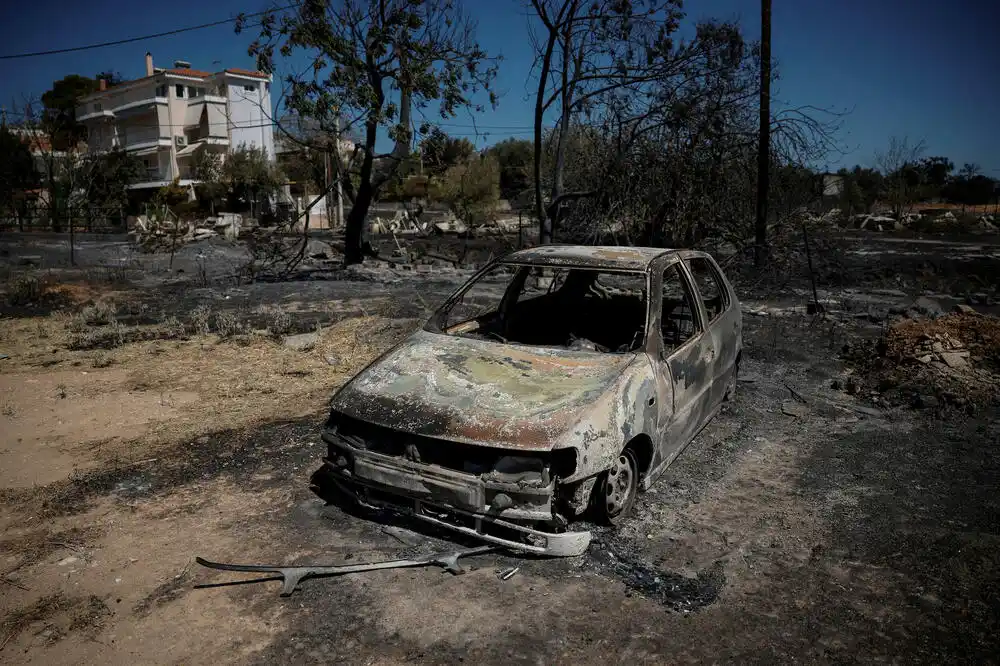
(1, 0), (997, 174)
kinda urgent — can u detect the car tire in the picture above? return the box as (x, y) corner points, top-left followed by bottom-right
(592, 448), (639, 526)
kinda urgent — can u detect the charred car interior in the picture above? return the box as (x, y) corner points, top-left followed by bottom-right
(313, 246), (742, 557)
(430, 264), (649, 353)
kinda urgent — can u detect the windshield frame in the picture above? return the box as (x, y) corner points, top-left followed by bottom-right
(423, 260), (652, 354)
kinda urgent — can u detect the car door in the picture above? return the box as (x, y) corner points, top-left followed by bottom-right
(654, 260), (717, 464)
(683, 255), (738, 407)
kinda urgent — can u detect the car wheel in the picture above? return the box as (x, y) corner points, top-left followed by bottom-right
(593, 448), (639, 526)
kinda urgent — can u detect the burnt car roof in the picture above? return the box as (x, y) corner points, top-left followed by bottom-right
(503, 245), (675, 271)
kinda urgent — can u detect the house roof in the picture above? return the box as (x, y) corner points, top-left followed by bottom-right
(224, 68), (270, 79)
(167, 68), (213, 78)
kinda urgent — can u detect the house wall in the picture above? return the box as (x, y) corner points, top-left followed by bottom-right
(225, 75), (274, 158)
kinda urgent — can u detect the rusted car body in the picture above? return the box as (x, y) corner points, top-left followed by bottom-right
(316, 246), (742, 556)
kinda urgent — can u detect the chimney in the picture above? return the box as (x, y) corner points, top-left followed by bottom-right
(99, 78), (107, 91)
(145, 52), (154, 77)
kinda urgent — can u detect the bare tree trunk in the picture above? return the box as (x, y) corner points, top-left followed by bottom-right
(344, 119), (379, 265)
(68, 207), (75, 266)
(754, 0), (772, 267)
(534, 27), (558, 245)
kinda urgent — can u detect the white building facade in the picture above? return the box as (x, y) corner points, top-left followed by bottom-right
(76, 53), (274, 190)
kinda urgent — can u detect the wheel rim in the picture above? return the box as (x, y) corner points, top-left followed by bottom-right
(604, 453), (635, 516)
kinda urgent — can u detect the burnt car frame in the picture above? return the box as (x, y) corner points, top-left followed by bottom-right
(316, 246), (742, 556)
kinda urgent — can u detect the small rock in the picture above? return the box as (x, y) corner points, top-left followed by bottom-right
(780, 400), (809, 418)
(940, 352), (968, 369)
(916, 354), (933, 364)
(913, 394), (940, 409)
(913, 296), (943, 317)
(57, 556), (79, 566)
(306, 239), (336, 260)
(953, 304), (976, 315)
(283, 332), (319, 351)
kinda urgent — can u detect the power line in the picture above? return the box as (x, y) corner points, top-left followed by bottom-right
(7, 109), (534, 133)
(0, 4), (300, 60)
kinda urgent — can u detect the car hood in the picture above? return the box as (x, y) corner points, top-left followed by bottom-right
(330, 329), (635, 451)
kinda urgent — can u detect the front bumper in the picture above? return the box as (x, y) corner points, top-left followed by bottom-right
(319, 432), (591, 557)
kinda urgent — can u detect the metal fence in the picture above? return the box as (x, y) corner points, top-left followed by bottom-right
(0, 207), (128, 234)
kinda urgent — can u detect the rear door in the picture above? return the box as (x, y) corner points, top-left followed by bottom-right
(654, 261), (717, 464)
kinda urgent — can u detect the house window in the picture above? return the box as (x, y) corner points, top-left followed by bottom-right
(155, 84), (168, 97)
(175, 84), (185, 98)
(264, 83), (270, 93)
(243, 84), (255, 92)
(93, 103), (102, 111)
(188, 86), (204, 98)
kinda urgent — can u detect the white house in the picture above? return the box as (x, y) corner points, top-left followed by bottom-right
(75, 53), (275, 190)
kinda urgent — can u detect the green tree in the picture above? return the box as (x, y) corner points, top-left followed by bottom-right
(222, 145), (283, 213)
(191, 148), (227, 213)
(420, 129), (475, 175)
(915, 156), (953, 199)
(0, 125), (39, 227)
(486, 138), (533, 201)
(241, 0), (498, 264)
(836, 166), (883, 215)
(435, 153), (501, 226)
(81, 150), (143, 208)
(41, 74), (100, 151)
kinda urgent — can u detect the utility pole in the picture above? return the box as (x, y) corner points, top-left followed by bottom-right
(754, 0), (772, 267)
(334, 115), (344, 229)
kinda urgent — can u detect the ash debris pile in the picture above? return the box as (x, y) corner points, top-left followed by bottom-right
(843, 306), (1000, 410)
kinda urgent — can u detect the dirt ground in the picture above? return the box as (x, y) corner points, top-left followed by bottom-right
(1, 230), (998, 664)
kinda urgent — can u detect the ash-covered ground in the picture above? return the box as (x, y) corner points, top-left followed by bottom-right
(1, 228), (998, 664)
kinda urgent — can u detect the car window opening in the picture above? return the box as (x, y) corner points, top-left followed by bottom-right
(433, 264), (648, 353)
(661, 264), (699, 352)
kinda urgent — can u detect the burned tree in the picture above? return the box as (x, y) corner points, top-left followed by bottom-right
(241, 0), (498, 265)
(526, 0), (685, 244)
(525, 1), (842, 252)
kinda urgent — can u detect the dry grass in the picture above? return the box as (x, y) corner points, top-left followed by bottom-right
(0, 308), (409, 463)
(0, 526), (102, 574)
(0, 593), (110, 650)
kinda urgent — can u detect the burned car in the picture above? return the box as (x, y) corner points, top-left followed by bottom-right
(315, 246), (741, 556)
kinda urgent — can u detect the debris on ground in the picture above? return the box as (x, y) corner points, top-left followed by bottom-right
(497, 566), (520, 581)
(131, 214), (252, 252)
(195, 545), (494, 597)
(843, 311), (1000, 409)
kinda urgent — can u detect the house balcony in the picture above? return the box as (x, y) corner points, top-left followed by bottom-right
(77, 96), (168, 122)
(78, 109), (115, 122)
(118, 125), (172, 153)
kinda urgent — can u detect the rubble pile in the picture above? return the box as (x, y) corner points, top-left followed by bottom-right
(131, 213), (249, 252)
(844, 310), (1000, 409)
